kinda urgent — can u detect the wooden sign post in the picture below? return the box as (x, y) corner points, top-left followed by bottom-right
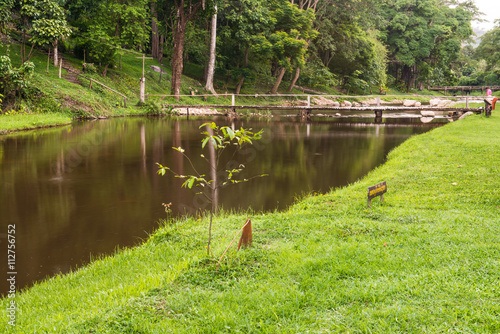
(135, 54), (153, 103)
(367, 181), (387, 208)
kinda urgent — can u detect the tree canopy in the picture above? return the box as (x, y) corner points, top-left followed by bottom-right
(0, 0), (492, 95)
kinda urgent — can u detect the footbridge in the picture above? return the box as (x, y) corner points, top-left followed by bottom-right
(148, 93), (488, 118)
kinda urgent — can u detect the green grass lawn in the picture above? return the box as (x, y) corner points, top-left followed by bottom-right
(0, 113), (72, 133)
(2, 112), (500, 333)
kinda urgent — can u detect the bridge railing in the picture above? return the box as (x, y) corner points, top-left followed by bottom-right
(78, 74), (128, 107)
(146, 93), (490, 109)
(428, 86), (500, 95)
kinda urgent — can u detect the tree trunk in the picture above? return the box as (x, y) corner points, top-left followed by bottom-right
(205, 5), (217, 96)
(235, 46), (249, 95)
(235, 77), (245, 95)
(171, 21), (187, 100)
(21, 32), (25, 64)
(159, 35), (165, 64)
(271, 67), (286, 94)
(53, 40), (59, 66)
(151, 2), (159, 59)
(287, 67), (300, 92)
(404, 65), (416, 92)
(170, 0), (202, 100)
(287, 39), (309, 92)
(46, 49), (50, 73)
(20, 16), (28, 64)
(207, 125), (218, 255)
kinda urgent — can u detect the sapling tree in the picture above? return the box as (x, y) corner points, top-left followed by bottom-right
(157, 122), (265, 255)
(21, 0), (72, 65)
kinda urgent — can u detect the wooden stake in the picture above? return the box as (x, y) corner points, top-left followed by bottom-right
(47, 49), (50, 73)
(216, 219), (252, 272)
(237, 219), (252, 250)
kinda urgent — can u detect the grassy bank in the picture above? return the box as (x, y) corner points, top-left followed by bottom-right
(2, 112), (499, 332)
(0, 113), (72, 133)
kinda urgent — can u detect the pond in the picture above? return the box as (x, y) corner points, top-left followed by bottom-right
(0, 115), (446, 292)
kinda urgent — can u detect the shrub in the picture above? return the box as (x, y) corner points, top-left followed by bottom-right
(0, 55), (35, 103)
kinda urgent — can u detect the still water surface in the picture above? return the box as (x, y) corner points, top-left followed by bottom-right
(0, 115), (444, 292)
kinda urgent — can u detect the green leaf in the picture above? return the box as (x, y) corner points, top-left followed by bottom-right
(200, 122), (217, 130)
(201, 137), (210, 149)
(226, 127), (236, 140)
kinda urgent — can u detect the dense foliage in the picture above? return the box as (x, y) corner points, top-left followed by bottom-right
(0, 55), (34, 100)
(0, 0), (498, 106)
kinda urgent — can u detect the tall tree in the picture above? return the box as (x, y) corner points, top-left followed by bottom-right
(71, 0), (150, 76)
(151, 0), (160, 59)
(0, 0), (14, 35)
(260, 0), (317, 94)
(168, 0), (213, 100)
(286, 0), (319, 92)
(204, 4), (217, 95)
(475, 26), (500, 71)
(308, 0), (386, 92)
(381, 0), (476, 90)
(219, 0), (274, 94)
(20, 0), (72, 65)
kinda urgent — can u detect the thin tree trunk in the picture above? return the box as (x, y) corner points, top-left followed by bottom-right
(208, 206), (214, 255)
(159, 35), (164, 64)
(207, 125), (217, 255)
(271, 67), (286, 94)
(47, 49), (50, 73)
(287, 67), (300, 92)
(235, 77), (245, 95)
(151, 2), (159, 59)
(103, 63), (109, 77)
(21, 31), (26, 64)
(53, 40), (58, 66)
(171, 25), (186, 100)
(235, 46), (249, 95)
(205, 5), (217, 96)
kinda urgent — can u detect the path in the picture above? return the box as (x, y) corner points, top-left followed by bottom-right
(60, 60), (82, 85)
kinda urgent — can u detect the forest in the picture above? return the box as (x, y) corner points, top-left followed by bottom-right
(0, 0), (499, 105)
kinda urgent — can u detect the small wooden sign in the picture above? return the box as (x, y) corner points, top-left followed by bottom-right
(367, 181), (387, 208)
(237, 219), (252, 250)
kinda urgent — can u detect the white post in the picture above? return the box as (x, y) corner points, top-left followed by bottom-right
(307, 95), (311, 108)
(140, 77), (146, 103)
(135, 54), (153, 104)
(231, 94), (235, 106)
(466, 93), (469, 108)
(377, 96), (381, 107)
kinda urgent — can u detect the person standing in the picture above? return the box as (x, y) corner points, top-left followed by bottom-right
(484, 88), (494, 116)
